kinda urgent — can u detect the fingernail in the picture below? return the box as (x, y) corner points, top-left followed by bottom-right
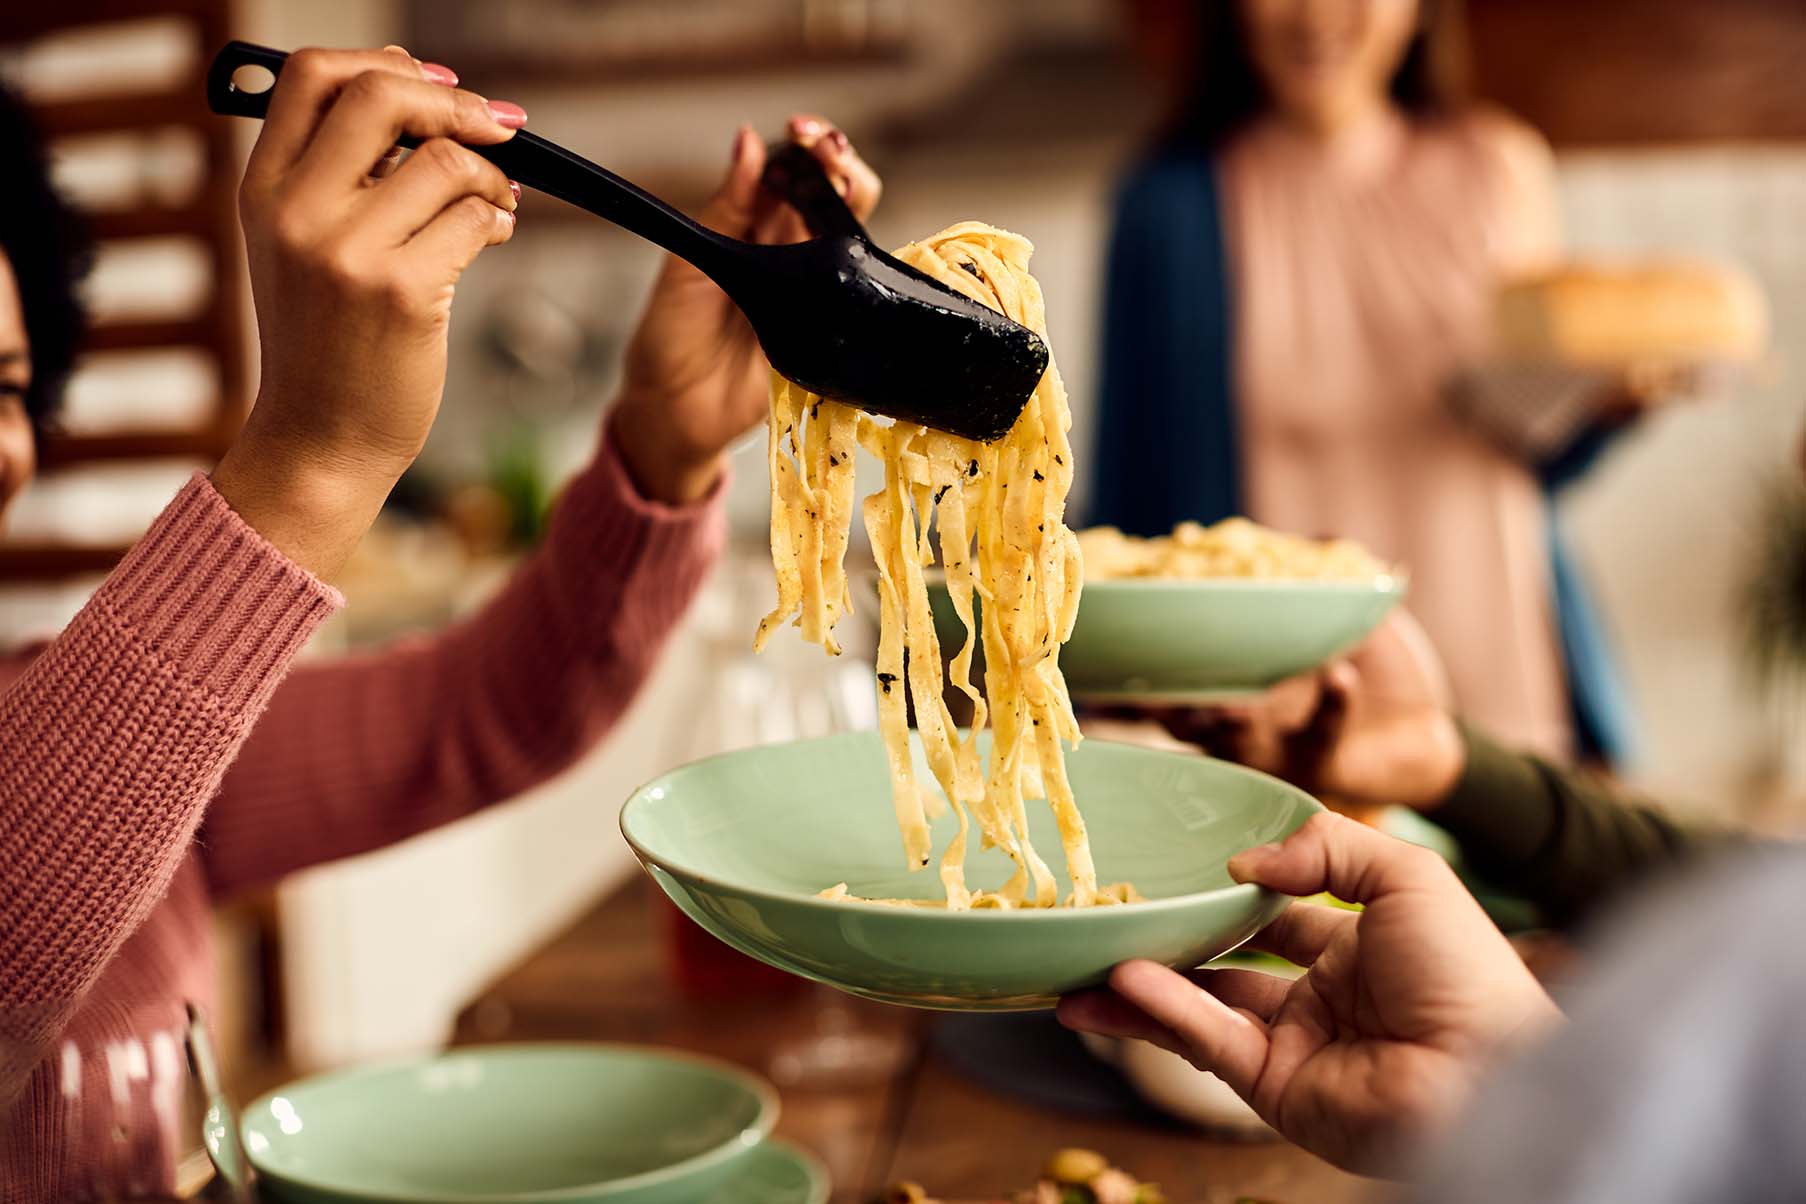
(420, 61), (459, 86)
(486, 99), (528, 129)
(792, 115), (824, 138)
(1227, 844), (1280, 881)
(508, 179), (521, 203)
(826, 128), (849, 153)
(383, 44), (413, 58)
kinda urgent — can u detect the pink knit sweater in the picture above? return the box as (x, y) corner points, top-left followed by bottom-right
(0, 427), (724, 1201)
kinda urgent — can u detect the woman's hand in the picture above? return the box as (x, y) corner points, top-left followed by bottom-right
(610, 115), (881, 505)
(1058, 813), (1562, 1175)
(211, 46), (522, 577)
(1153, 611), (1467, 814)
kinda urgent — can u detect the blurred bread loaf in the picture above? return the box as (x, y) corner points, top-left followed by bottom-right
(1495, 261), (1768, 366)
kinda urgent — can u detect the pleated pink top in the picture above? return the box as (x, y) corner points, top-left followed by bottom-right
(1221, 108), (1572, 759)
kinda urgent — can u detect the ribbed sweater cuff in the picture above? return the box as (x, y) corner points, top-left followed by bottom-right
(90, 474), (344, 712)
(548, 419), (728, 617)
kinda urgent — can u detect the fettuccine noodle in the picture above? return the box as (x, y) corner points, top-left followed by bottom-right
(755, 222), (1135, 910)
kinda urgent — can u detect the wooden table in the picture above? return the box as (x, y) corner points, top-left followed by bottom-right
(449, 877), (1375, 1204)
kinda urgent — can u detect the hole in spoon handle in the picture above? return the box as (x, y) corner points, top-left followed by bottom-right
(206, 41), (290, 120)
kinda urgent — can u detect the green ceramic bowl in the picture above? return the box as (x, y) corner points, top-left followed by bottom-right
(621, 733), (1323, 1011)
(928, 577), (1405, 702)
(238, 1044), (778, 1204)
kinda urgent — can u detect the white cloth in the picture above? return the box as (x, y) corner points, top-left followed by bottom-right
(1414, 846), (1806, 1202)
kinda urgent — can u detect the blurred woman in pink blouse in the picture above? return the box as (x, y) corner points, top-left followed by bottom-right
(1093, 0), (1639, 765)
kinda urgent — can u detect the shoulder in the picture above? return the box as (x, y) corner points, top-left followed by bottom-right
(1453, 104), (1557, 192)
(1435, 105), (1561, 268)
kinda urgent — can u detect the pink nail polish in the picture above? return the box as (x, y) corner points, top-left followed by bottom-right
(826, 128), (849, 152)
(508, 179), (521, 203)
(419, 61), (459, 86)
(486, 99), (528, 129)
(793, 116), (824, 137)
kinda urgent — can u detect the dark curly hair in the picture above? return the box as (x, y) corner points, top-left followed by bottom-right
(0, 79), (92, 445)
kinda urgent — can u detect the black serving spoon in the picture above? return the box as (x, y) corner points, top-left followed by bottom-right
(206, 41), (1046, 442)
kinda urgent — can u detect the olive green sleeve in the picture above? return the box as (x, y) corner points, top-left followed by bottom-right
(1425, 725), (1734, 928)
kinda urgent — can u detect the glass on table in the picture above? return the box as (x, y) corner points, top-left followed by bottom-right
(670, 585), (912, 1088)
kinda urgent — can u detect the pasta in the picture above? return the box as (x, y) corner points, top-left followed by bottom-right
(1078, 519), (1393, 582)
(755, 222), (1134, 910)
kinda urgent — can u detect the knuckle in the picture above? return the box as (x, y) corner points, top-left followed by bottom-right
(377, 274), (420, 314)
(474, 158), (510, 199)
(454, 194), (500, 230)
(421, 141), (504, 203)
(415, 136), (469, 178)
(1302, 811), (1341, 838)
(454, 87), (494, 128)
(284, 47), (332, 88)
(319, 244), (370, 293)
(342, 68), (397, 109)
(266, 203), (314, 252)
(1396, 842), (1448, 880)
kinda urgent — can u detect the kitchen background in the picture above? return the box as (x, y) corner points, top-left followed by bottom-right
(3, 0), (1804, 1080)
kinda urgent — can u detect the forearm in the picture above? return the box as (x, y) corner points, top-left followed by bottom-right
(199, 418), (726, 897)
(0, 478), (338, 1095)
(1426, 724), (1727, 927)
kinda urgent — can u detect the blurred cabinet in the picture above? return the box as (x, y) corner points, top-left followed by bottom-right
(1468, 0), (1806, 146)
(402, 0), (908, 85)
(1128, 0), (1806, 148)
(0, 0), (249, 581)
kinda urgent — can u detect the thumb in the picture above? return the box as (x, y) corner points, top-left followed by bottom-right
(1227, 811), (1447, 904)
(697, 124), (765, 238)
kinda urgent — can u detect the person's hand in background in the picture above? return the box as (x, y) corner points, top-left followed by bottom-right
(1154, 611), (1468, 816)
(1058, 812), (1562, 1175)
(1595, 358), (1711, 424)
(212, 46), (521, 577)
(611, 115), (882, 505)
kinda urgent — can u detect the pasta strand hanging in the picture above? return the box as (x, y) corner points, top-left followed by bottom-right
(758, 223), (1138, 910)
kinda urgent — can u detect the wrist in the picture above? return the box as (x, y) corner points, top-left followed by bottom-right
(209, 419), (399, 579)
(607, 395), (724, 506)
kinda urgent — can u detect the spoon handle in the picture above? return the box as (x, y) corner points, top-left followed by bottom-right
(205, 42), (741, 277)
(759, 142), (866, 241)
(184, 1003), (253, 1203)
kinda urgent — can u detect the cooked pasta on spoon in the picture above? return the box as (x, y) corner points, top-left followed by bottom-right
(755, 222), (1138, 910)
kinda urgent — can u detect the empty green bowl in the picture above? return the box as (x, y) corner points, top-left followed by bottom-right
(929, 577), (1405, 702)
(621, 733), (1322, 1010)
(239, 1044), (777, 1203)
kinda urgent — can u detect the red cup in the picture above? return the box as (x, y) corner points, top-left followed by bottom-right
(658, 894), (807, 1000)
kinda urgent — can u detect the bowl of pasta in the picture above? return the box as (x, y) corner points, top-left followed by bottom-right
(929, 520), (1405, 704)
(620, 731), (1321, 1011)
(665, 222), (1316, 1008)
